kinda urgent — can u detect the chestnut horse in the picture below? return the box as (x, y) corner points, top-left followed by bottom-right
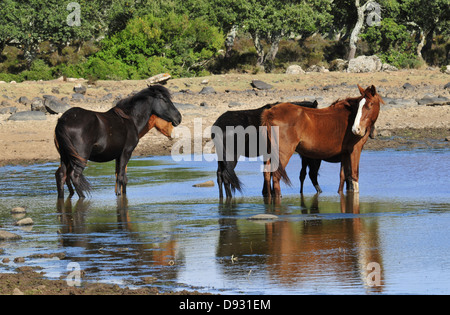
(262, 85), (383, 197)
(54, 85), (182, 199)
(212, 100), (318, 199)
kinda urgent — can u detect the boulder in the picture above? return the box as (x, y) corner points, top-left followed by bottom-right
(0, 230), (22, 240)
(251, 80), (273, 90)
(43, 95), (71, 114)
(31, 97), (45, 112)
(0, 106), (17, 115)
(382, 63), (398, 71)
(147, 73), (171, 84)
(403, 83), (415, 90)
(329, 59), (348, 72)
(347, 55), (382, 73)
(71, 93), (85, 102)
(444, 65), (450, 75)
(416, 95), (450, 106)
(15, 218), (34, 226)
(8, 111), (46, 121)
(286, 65), (305, 74)
(18, 96), (31, 105)
(199, 86), (216, 95)
(306, 65), (329, 73)
(73, 84), (87, 95)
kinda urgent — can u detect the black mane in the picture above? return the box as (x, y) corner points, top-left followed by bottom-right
(116, 85), (172, 112)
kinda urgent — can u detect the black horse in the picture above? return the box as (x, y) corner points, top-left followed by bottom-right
(54, 85), (182, 199)
(212, 100), (318, 199)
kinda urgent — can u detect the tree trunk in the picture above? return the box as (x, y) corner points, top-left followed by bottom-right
(251, 31), (265, 69)
(348, 0), (375, 60)
(225, 25), (238, 58)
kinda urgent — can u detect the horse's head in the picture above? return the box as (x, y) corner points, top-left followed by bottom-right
(149, 85), (182, 127)
(351, 85), (383, 137)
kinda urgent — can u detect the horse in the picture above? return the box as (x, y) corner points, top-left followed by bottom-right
(299, 125), (376, 194)
(54, 85), (182, 199)
(261, 85), (383, 197)
(212, 100), (318, 199)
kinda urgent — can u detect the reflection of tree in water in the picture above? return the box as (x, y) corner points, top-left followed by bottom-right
(216, 194), (384, 293)
(56, 197), (181, 286)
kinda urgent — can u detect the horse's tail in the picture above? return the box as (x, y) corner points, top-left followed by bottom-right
(260, 109), (292, 186)
(54, 122), (91, 195)
(212, 125), (243, 195)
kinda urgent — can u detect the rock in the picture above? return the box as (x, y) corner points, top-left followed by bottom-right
(11, 207), (26, 214)
(0, 230), (22, 240)
(100, 93), (113, 102)
(347, 55), (382, 73)
(44, 96), (71, 114)
(8, 111), (46, 121)
(228, 101), (244, 108)
(382, 63), (398, 71)
(201, 79), (209, 85)
(14, 257), (25, 263)
(199, 86), (216, 95)
(15, 218), (34, 226)
(403, 83), (415, 90)
(444, 65), (450, 75)
(416, 95), (450, 106)
(286, 65), (305, 74)
(383, 97), (418, 107)
(199, 101), (208, 107)
(13, 288), (24, 295)
(73, 85), (87, 95)
(51, 87), (60, 94)
(31, 97), (45, 112)
(247, 214), (278, 221)
(0, 107), (17, 114)
(18, 96), (31, 105)
(2, 258), (10, 263)
(147, 73), (171, 84)
(306, 65), (329, 73)
(444, 82), (450, 89)
(193, 180), (214, 187)
(329, 59), (348, 71)
(0, 81), (6, 84)
(251, 80), (273, 90)
(71, 93), (85, 102)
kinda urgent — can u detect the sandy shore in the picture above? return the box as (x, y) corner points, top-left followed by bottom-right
(0, 69), (449, 167)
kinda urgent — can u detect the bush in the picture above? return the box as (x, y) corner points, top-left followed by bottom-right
(20, 59), (54, 81)
(96, 12), (224, 78)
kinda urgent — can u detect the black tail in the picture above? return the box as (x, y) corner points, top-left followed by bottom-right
(222, 161), (243, 194)
(54, 122), (91, 196)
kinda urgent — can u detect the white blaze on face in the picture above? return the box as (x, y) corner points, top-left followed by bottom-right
(352, 98), (366, 136)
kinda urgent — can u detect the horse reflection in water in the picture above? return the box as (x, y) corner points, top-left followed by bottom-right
(218, 193), (383, 293)
(56, 197), (178, 277)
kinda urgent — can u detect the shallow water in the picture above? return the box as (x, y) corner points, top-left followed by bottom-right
(0, 149), (449, 294)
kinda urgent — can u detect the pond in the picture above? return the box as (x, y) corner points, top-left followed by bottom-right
(0, 149), (449, 294)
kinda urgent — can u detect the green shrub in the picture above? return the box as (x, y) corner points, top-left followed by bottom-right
(20, 59), (54, 81)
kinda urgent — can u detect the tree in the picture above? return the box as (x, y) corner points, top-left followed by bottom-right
(238, 0), (332, 71)
(348, 0), (381, 60)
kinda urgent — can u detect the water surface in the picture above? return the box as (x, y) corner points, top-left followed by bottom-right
(0, 149), (449, 294)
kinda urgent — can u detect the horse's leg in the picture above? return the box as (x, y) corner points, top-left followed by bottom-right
(299, 155), (307, 195)
(262, 160), (272, 197)
(216, 162), (224, 200)
(348, 148), (362, 193)
(309, 159), (322, 194)
(116, 149), (133, 196)
(55, 163), (66, 199)
(272, 152), (294, 197)
(338, 164), (345, 193)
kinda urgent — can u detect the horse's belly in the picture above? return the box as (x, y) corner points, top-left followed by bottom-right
(296, 140), (341, 160)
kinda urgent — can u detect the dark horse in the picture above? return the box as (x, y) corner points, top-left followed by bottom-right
(212, 100), (318, 199)
(262, 85), (383, 197)
(54, 85), (182, 199)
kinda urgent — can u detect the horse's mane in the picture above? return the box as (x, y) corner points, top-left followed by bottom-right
(115, 85), (172, 113)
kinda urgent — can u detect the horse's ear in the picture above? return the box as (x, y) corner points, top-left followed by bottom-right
(313, 100), (318, 108)
(357, 84), (365, 96)
(370, 85), (377, 96)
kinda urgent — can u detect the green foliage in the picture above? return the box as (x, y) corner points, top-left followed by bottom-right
(95, 12), (224, 78)
(362, 18), (421, 68)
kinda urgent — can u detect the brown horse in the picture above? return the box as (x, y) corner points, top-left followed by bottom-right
(54, 85), (182, 199)
(261, 85), (383, 197)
